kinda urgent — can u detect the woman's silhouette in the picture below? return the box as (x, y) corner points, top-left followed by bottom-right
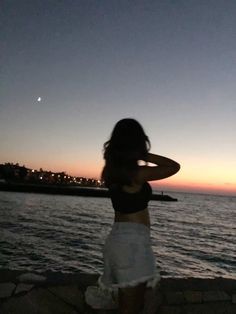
(99, 118), (180, 314)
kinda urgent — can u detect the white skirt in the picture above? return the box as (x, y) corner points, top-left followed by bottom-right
(98, 222), (160, 290)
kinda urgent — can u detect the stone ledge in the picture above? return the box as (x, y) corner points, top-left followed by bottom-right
(203, 290), (231, 302)
(0, 269), (236, 314)
(47, 285), (85, 312)
(0, 282), (16, 299)
(164, 291), (185, 305)
(15, 283), (34, 295)
(0, 288), (79, 314)
(183, 290), (202, 303)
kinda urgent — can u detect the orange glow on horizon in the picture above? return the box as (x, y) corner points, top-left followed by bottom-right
(2, 159), (235, 196)
(152, 179), (236, 196)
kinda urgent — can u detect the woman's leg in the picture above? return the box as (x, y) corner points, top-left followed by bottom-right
(118, 282), (146, 314)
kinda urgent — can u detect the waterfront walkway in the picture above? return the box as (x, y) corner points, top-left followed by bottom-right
(0, 269), (236, 313)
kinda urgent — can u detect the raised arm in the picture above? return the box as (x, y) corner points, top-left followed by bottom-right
(136, 153), (180, 183)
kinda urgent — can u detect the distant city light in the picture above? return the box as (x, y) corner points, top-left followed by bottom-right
(0, 162), (104, 189)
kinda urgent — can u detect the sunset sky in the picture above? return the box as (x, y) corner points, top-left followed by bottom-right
(1, 1), (236, 195)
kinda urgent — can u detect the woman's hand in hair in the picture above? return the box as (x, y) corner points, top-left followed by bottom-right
(136, 153), (180, 182)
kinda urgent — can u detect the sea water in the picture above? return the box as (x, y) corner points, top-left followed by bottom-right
(0, 191), (235, 279)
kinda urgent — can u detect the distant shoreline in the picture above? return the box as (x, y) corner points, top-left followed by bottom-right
(0, 182), (178, 201)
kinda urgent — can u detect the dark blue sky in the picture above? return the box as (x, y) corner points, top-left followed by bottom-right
(1, 0), (236, 193)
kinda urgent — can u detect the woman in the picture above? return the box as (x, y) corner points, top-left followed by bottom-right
(99, 118), (180, 314)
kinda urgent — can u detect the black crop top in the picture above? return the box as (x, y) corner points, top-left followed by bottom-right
(109, 182), (152, 214)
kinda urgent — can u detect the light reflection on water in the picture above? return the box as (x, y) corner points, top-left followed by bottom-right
(0, 191), (235, 278)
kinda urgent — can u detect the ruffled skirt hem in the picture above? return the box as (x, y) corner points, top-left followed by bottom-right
(98, 272), (161, 292)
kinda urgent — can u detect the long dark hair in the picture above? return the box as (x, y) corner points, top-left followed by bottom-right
(102, 118), (151, 186)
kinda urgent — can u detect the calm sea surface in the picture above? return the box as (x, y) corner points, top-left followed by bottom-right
(0, 190), (235, 279)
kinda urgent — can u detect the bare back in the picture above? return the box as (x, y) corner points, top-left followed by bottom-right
(114, 181), (151, 227)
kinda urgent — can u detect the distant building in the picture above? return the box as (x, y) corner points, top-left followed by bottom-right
(0, 162), (104, 187)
